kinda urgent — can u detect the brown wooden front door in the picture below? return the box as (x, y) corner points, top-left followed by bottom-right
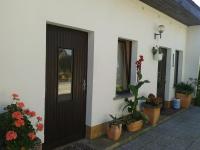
(45, 24), (88, 149)
(157, 48), (167, 105)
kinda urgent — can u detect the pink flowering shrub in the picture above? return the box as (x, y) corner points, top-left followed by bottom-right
(0, 93), (43, 149)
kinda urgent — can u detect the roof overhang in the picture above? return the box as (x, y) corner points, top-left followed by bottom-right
(140, 0), (200, 26)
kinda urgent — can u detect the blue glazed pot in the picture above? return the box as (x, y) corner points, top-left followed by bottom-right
(173, 99), (181, 109)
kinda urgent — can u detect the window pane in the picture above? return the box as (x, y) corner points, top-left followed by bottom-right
(116, 40), (132, 94)
(116, 42), (126, 92)
(58, 48), (73, 96)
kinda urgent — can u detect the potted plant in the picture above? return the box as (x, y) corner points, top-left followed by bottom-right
(142, 94), (162, 125)
(194, 94), (200, 106)
(0, 93), (43, 150)
(175, 82), (194, 108)
(106, 114), (122, 141)
(123, 98), (148, 132)
(152, 46), (163, 61)
(122, 55), (149, 132)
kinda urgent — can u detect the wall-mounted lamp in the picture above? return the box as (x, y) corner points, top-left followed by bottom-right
(154, 25), (165, 39)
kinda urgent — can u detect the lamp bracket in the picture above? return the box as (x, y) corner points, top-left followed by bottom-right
(154, 33), (162, 39)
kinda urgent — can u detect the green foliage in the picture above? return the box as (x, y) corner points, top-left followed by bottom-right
(123, 98), (136, 114)
(123, 98), (149, 124)
(125, 80), (150, 113)
(0, 95), (42, 150)
(122, 55), (149, 124)
(108, 114), (123, 127)
(0, 107), (35, 149)
(194, 94), (200, 106)
(195, 69), (200, 105)
(175, 82), (194, 95)
(194, 69), (200, 106)
(122, 80), (149, 124)
(137, 71), (142, 81)
(124, 111), (148, 125)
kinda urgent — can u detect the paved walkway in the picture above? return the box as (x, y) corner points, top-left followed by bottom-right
(118, 107), (200, 150)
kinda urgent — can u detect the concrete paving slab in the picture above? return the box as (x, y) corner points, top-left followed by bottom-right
(118, 106), (200, 150)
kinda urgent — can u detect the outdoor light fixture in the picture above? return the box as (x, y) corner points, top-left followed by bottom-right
(154, 25), (165, 39)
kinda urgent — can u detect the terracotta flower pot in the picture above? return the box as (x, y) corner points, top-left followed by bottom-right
(127, 120), (143, 132)
(107, 124), (122, 141)
(143, 106), (160, 125)
(176, 93), (192, 108)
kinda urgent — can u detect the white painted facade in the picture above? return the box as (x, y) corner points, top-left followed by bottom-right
(185, 25), (200, 81)
(0, 0), (194, 141)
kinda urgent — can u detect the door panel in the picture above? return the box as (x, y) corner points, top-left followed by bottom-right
(45, 25), (88, 149)
(157, 48), (167, 106)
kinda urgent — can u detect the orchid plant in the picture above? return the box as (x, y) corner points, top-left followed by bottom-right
(123, 55), (149, 124)
(0, 93), (43, 150)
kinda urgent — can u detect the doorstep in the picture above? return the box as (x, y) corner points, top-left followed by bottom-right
(55, 108), (189, 150)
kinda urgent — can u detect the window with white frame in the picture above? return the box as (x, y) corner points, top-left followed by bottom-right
(116, 39), (132, 94)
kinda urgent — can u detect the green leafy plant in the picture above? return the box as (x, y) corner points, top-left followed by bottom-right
(194, 94), (200, 106)
(194, 69), (200, 106)
(124, 112), (148, 125)
(196, 69), (200, 95)
(122, 55), (149, 124)
(108, 114), (123, 128)
(175, 82), (194, 95)
(0, 93), (43, 150)
(188, 77), (198, 96)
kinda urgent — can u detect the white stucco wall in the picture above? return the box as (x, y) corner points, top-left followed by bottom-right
(0, 0), (188, 141)
(185, 25), (200, 81)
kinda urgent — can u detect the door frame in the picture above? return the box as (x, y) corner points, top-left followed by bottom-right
(158, 46), (172, 103)
(157, 47), (167, 104)
(44, 23), (90, 148)
(174, 50), (183, 84)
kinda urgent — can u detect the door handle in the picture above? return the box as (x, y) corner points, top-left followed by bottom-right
(83, 79), (86, 91)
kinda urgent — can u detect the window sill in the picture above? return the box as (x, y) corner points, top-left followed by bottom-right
(113, 93), (133, 100)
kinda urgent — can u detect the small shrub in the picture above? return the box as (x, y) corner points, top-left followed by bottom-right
(175, 82), (194, 95)
(123, 112), (148, 125)
(0, 93), (43, 150)
(194, 94), (200, 106)
(145, 93), (162, 107)
(108, 114), (123, 127)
